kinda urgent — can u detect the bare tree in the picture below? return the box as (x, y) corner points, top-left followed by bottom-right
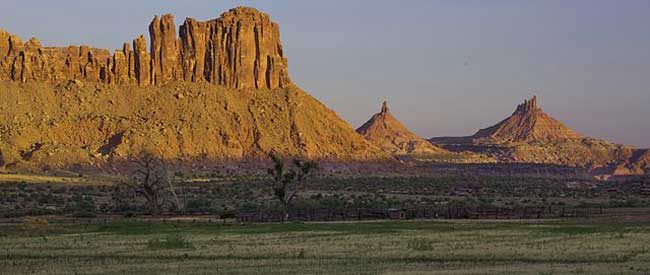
(267, 153), (318, 221)
(127, 152), (181, 215)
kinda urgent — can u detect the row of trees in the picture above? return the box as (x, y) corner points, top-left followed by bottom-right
(124, 152), (317, 220)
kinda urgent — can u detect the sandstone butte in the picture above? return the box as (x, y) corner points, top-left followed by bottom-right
(0, 7), (387, 169)
(472, 96), (582, 144)
(430, 96), (639, 169)
(356, 101), (449, 155)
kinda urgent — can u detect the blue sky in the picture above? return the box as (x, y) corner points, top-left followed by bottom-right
(2, 0), (649, 147)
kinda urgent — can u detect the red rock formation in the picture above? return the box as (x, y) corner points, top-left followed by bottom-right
(357, 101), (448, 155)
(472, 96), (582, 143)
(0, 6), (290, 89)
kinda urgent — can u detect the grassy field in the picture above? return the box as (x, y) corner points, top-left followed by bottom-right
(1, 219), (650, 274)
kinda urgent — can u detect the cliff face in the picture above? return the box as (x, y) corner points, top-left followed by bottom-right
(0, 7), (290, 89)
(473, 96), (582, 143)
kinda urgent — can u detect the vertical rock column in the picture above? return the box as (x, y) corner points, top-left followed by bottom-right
(149, 14), (179, 85)
(179, 18), (208, 81)
(133, 35), (151, 86)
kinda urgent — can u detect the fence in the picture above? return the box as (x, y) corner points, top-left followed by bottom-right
(237, 206), (604, 223)
(1, 207), (605, 225)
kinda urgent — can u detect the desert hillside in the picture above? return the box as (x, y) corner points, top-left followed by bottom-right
(0, 81), (384, 168)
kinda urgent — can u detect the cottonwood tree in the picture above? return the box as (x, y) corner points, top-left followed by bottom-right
(267, 153), (318, 221)
(127, 152), (181, 215)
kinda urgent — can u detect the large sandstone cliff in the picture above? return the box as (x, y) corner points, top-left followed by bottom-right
(0, 7), (290, 89)
(0, 7), (384, 169)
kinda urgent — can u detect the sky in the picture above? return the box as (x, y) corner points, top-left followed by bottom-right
(1, 0), (649, 147)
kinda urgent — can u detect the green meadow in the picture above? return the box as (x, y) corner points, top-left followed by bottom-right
(1, 219), (650, 274)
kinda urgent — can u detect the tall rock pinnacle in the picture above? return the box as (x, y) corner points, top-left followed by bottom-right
(0, 6), (291, 89)
(380, 101), (389, 114)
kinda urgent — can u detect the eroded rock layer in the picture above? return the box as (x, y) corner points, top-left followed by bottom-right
(0, 7), (290, 89)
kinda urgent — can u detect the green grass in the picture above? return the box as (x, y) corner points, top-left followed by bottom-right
(1, 219), (650, 274)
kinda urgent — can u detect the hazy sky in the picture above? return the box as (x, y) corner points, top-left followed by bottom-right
(2, 0), (649, 147)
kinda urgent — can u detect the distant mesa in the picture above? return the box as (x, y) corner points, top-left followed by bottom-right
(357, 101), (448, 155)
(429, 96), (634, 168)
(430, 96), (581, 145)
(0, 7), (290, 89)
(472, 96), (582, 144)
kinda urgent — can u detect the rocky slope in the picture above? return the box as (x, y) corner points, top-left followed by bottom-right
(0, 7), (385, 169)
(0, 7), (289, 89)
(0, 81), (384, 168)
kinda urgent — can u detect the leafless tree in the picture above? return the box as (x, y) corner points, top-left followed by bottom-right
(267, 153), (318, 221)
(127, 152), (181, 215)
